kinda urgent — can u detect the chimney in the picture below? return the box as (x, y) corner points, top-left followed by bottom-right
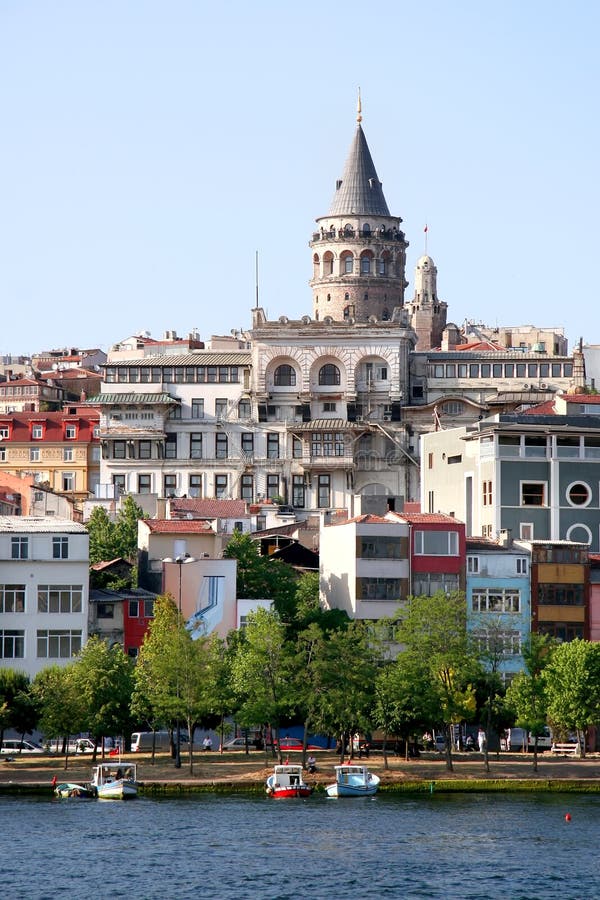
(499, 528), (512, 547)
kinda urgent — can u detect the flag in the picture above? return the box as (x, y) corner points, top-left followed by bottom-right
(424, 224), (428, 233)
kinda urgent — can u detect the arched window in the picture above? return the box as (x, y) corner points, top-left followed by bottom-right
(274, 364), (296, 387)
(342, 253), (354, 274)
(360, 256), (371, 274)
(312, 253), (320, 278)
(362, 223), (371, 236)
(319, 364), (341, 386)
(324, 251), (334, 275)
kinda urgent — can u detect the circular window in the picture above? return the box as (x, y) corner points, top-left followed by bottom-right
(566, 481), (591, 507)
(566, 523), (592, 544)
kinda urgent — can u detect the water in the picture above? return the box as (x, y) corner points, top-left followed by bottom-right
(2, 791), (598, 899)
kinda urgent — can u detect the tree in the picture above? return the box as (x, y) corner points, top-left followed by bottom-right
(0, 669), (32, 748)
(231, 607), (296, 762)
(115, 494), (146, 561)
(397, 591), (478, 772)
(543, 639), (600, 756)
(471, 619), (511, 772)
(31, 665), (85, 769)
(203, 635), (238, 753)
(88, 506), (120, 565)
(505, 633), (555, 772)
(70, 636), (135, 760)
(223, 532), (298, 620)
(309, 621), (380, 762)
(134, 594), (208, 772)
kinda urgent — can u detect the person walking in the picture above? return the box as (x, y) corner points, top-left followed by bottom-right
(477, 728), (486, 753)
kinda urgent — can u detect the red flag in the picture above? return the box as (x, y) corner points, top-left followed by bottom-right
(424, 224), (428, 233)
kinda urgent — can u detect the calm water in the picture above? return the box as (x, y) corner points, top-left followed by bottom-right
(2, 791), (598, 899)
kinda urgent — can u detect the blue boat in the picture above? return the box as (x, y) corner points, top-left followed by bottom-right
(325, 764), (380, 797)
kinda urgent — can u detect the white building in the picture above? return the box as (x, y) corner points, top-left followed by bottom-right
(0, 517), (89, 679)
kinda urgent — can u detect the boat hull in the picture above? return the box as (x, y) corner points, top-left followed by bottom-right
(267, 785), (313, 799)
(325, 782), (378, 797)
(96, 779), (137, 800)
(54, 782), (96, 799)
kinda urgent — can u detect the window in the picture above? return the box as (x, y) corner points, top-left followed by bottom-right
(343, 254), (354, 274)
(415, 530), (459, 556)
(0, 585), (25, 613)
(442, 401), (464, 415)
(113, 475), (126, 497)
(62, 473), (74, 491)
(359, 538), (404, 559)
(32, 424), (43, 439)
(164, 434), (177, 460)
(266, 474), (279, 500)
(567, 482), (591, 507)
(357, 577), (402, 600)
(482, 480), (492, 506)
(164, 475), (177, 497)
(38, 585), (83, 613)
(447, 455), (462, 465)
(241, 433), (254, 456)
(311, 432), (345, 457)
(521, 482), (546, 506)
(52, 537), (68, 559)
(97, 603), (114, 619)
(215, 398), (227, 418)
(412, 572), (460, 596)
(292, 436), (303, 459)
(238, 398), (251, 418)
(215, 475), (227, 498)
(65, 424), (77, 439)
(520, 523), (534, 540)
(516, 557), (528, 574)
(190, 433), (203, 459)
(471, 588), (520, 613)
(215, 433), (228, 459)
(360, 255), (371, 274)
(538, 584), (585, 605)
(0, 447), (5, 461)
(473, 629), (521, 656)
(138, 474), (152, 494)
(467, 556), (479, 574)
(30, 448), (40, 462)
(323, 402), (337, 412)
(318, 474), (330, 508)
(267, 433), (280, 459)
(318, 364), (341, 386)
(37, 629), (82, 658)
(292, 475), (305, 508)
(191, 398), (204, 419)
(0, 630), (24, 658)
(240, 474), (253, 501)
(139, 440), (152, 460)
(274, 365), (296, 387)
(113, 440), (126, 459)
(189, 474), (202, 498)
(11, 537), (28, 560)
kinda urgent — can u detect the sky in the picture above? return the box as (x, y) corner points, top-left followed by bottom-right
(1, 1), (599, 356)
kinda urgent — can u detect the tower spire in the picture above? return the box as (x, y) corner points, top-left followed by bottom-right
(357, 87), (362, 124)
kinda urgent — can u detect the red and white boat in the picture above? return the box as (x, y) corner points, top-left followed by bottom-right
(266, 764), (313, 798)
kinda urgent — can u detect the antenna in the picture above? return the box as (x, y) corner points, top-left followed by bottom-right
(255, 250), (259, 309)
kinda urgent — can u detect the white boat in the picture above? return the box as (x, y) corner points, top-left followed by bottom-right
(266, 764), (313, 798)
(325, 764), (380, 797)
(54, 781), (96, 799)
(91, 763), (138, 799)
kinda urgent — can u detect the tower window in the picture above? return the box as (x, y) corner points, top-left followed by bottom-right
(319, 364), (341, 386)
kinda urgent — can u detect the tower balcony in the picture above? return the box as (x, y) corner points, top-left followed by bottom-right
(311, 227), (406, 243)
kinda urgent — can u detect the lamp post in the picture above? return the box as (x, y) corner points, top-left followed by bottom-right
(162, 553), (196, 768)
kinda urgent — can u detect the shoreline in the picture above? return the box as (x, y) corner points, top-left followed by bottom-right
(3, 749), (600, 796)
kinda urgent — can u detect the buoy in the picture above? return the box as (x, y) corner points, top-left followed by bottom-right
(565, 813), (572, 822)
(51, 775), (57, 787)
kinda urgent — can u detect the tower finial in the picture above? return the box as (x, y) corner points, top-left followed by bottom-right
(357, 87), (362, 124)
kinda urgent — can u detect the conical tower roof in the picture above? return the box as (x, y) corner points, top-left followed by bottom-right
(327, 123), (390, 217)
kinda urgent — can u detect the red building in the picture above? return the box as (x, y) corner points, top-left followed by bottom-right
(388, 512), (466, 596)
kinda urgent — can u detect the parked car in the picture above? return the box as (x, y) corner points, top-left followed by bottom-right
(1, 739), (45, 755)
(434, 734), (446, 752)
(222, 736), (262, 750)
(69, 738), (95, 754)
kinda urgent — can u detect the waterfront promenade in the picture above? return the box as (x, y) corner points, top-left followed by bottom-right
(3, 749), (600, 793)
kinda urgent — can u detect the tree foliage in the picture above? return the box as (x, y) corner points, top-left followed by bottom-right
(505, 633), (555, 771)
(223, 531), (298, 619)
(543, 639), (600, 755)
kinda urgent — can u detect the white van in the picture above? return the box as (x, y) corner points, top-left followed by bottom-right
(131, 731), (188, 752)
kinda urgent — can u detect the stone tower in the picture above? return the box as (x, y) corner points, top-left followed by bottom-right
(406, 254), (448, 350)
(309, 98), (409, 323)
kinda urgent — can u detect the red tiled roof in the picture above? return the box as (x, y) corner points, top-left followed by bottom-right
(454, 339), (505, 352)
(561, 394), (600, 403)
(391, 512), (464, 525)
(521, 400), (557, 415)
(335, 514), (391, 525)
(143, 519), (215, 534)
(0, 410), (100, 441)
(170, 498), (248, 518)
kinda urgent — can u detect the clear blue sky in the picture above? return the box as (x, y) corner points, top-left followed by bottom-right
(1, 1), (599, 355)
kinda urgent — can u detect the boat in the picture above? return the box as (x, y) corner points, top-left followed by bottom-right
(54, 781), (97, 799)
(91, 763), (138, 799)
(265, 764), (313, 798)
(325, 764), (380, 797)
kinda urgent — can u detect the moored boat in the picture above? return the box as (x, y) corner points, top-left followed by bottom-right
(325, 764), (380, 797)
(266, 764), (313, 798)
(54, 781), (97, 799)
(91, 763), (138, 800)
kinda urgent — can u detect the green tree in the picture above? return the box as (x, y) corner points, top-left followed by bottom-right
(203, 634), (238, 753)
(543, 639), (600, 756)
(88, 506), (120, 565)
(70, 636), (135, 760)
(397, 591), (478, 772)
(31, 665), (85, 769)
(115, 495), (146, 561)
(223, 531), (298, 620)
(0, 669), (32, 748)
(471, 619), (512, 772)
(505, 633), (555, 772)
(231, 607), (296, 762)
